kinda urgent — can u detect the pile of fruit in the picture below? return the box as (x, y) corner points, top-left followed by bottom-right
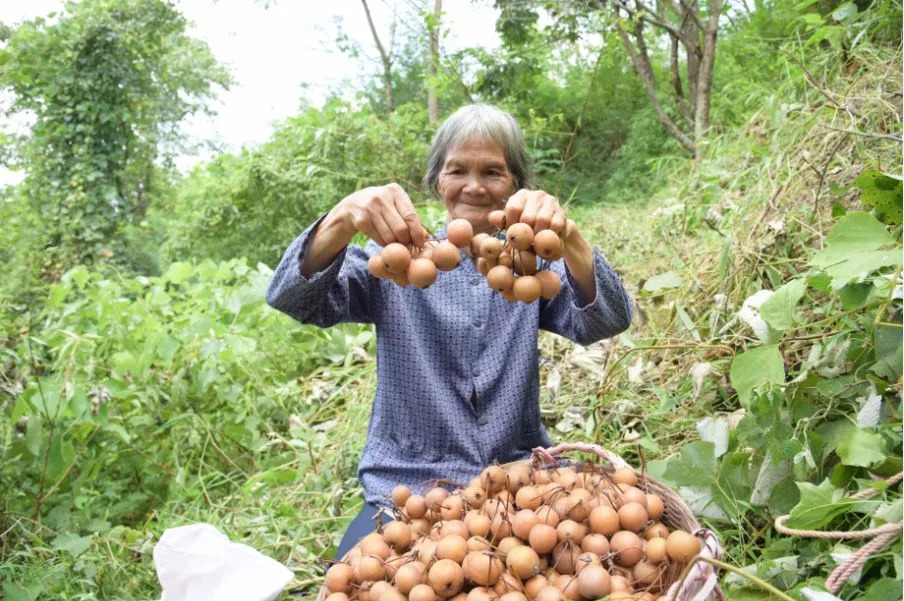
(321, 460), (704, 601)
(366, 212), (565, 303)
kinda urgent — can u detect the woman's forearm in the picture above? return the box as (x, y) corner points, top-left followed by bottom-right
(301, 206), (357, 277)
(562, 222), (597, 305)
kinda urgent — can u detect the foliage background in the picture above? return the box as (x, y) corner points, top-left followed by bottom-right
(0, 0), (901, 599)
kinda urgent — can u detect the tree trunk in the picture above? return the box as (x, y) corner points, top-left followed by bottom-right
(616, 17), (697, 156)
(361, 0), (394, 112)
(694, 0), (721, 141)
(427, 0), (442, 123)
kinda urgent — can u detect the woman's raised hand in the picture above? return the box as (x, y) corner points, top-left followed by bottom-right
(504, 189), (567, 233)
(338, 183), (427, 248)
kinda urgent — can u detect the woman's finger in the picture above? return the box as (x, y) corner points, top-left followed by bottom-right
(382, 206), (412, 246)
(389, 184), (426, 248)
(519, 191), (543, 228)
(371, 211), (396, 247)
(505, 189), (528, 227)
(534, 195), (557, 231)
(550, 208), (567, 233)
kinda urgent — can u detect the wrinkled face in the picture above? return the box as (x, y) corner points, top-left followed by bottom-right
(437, 137), (516, 233)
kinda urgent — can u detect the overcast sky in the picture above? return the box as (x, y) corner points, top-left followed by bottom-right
(0, 0), (502, 184)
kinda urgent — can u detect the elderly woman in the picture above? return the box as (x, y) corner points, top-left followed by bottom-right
(266, 104), (632, 558)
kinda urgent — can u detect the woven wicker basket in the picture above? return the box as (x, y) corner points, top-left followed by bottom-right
(316, 442), (724, 601)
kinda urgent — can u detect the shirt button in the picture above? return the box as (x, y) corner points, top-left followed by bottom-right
(470, 278), (480, 286)
(474, 368), (481, 377)
(478, 415), (488, 426)
(473, 319), (482, 328)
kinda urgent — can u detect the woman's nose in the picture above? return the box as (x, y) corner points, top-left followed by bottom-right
(463, 175), (486, 194)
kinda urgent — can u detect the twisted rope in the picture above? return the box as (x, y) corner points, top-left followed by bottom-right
(773, 471), (903, 593)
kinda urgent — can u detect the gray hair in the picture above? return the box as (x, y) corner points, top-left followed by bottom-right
(424, 104), (532, 196)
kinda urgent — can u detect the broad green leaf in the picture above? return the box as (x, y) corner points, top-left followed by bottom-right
(810, 212), (901, 289)
(830, 2), (858, 21)
(854, 170), (903, 224)
(760, 278), (806, 330)
(25, 415), (43, 456)
(838, 282), (873, 310)
(872, 322), (903, 381)
(51, 532), (93, 556)
(857, 578), (901, 601)
(642, 271), (683, 293)
(663, 440), (716, 487)
(45, 437), (75, 481)
(2, 583), (34, 601)
(873, 499), (903, 525)
(730, 345), (785, 406)
(164, 261), (194, 284)
(156, 334), (181, 362)
(787, 479), (849, 529)
(835, 427), (887, 467)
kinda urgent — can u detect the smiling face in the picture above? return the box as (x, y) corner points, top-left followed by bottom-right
(437, 137), (516, 234)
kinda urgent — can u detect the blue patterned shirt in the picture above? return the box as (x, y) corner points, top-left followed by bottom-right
(266, 216), (633, 504)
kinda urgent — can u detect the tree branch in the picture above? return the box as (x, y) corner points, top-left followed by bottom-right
(614, 14), (696, 155)
(361, 0), (394, 112)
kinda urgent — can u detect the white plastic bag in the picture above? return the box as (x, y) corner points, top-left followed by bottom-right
(153, 523), (293, 601)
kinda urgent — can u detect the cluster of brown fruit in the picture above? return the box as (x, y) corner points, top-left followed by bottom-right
(366, 213), (565, 303)
(322, 462), (703, 601)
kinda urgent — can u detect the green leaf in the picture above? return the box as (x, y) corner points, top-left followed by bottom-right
(642, 271), (684, 293)
(2, 583), (35, 601)
(830, 2), (858, 21)
(156, 334), (181, 363)
(25, 415), (43, 456)
(872, 322), (903, 381)
(857, 578), (901, 601)
(854, 170), (903, 224)
(51, 532), (93, 556)
(836, 427), (887, 467)
(163, 261), (194, 284)
(760, 278), (806, 330)
(730, 345), (785, 406)
(787, 479), (849, 529)
(663, 441), (716, 487)
(810, 212), (901, 289)
(838, 282), (873, 310)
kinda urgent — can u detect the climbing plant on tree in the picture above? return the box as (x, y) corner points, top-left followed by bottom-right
(0, 0), (229, 277)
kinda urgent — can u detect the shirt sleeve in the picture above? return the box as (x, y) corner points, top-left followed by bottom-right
(538, 248), (633, 345)
(265, 214), (377, 327)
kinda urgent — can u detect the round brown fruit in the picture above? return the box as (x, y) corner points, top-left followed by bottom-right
(368, 254), (390, 278)
(506, 545), (542, 579)
(428, 559), (465, 598)
(447, 219), (474, 248)
(506, 223), (534, 251)
(436, 535), (468, 564)
(433, 241), (461, 271)
(610, 530), (644, 567)
(489, 210), (506, 229)
(325, 563), (355, 594)
(666, 530), (701, 563)
(383, 521), (412, 552)
(481, 465), (507, 493)
(409, 584), (436, 601)
(581, 533), (610, 556)
(528, 524), (558, 555)
(617, 502), (649, 532)
(408, 258), (437, 288)
(487, 265), (515, 292)
(462, 551), (503, 587)
(646, 494), (664, 522)
(513, 276), (542, 303)
(645, 522), (670, 540)
(633, 560), (661, 587)
(512, 250), (538, 275)
(576, 564), (610, 599)
(612, 468), (637, 487)
(477, 257), (495, 276)
(391, 485), (411, 507)
(646, 537), (667, 563)
(406, 495), (427, 519)
(535, 270), (562, 300)
(533, 230), (563, 260)
(511, 508), (540, 540)
(382, 243), (411, 274)
(588, 506), (619, 536)
(471, 233), (489, 256)
(480, 236), (504, 260)
(395, 561), (427, 594)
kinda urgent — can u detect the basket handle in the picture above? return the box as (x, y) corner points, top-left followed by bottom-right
(530, 442), (632, 471)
